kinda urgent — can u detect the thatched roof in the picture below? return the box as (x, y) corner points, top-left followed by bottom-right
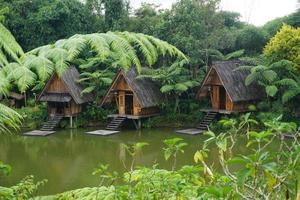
(9, 92), (24, 100)
(102, 68), (163, 108)
(0, 92), (24, 100)
(38, 67), (93, 104)
(39, 93), (72, 102)
(198, 60), (265, 102)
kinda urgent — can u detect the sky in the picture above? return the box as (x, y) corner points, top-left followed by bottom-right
(130, 0), (298, 26)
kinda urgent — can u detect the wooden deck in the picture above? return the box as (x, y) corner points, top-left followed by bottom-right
(23, 130), (55, 136)
(86, 130), (120, 136)
(200, 108), (235, 114)
(107, 113), (159, 119)
(176, 129), (204, 135)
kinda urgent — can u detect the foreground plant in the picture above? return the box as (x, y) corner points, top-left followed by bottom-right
(1, 114), (299, 199)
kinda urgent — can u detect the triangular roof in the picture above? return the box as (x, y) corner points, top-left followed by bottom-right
(102, 68), (163, 108)
(38, 67), (93, 104)
(197, 60), (265, 102)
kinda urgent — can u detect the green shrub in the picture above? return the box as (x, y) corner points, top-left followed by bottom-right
(16, 105), (47, 129)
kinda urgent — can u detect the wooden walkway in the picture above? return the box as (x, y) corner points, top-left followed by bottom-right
(23, 130), (55, 136)
(176, 128), (204, 135)
(86, 130), (120, 136)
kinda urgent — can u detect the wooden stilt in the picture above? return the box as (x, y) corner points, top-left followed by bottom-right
(132, 119), (138, 130)
(70, 116), (73, 128)
(138, 119), (142, 130)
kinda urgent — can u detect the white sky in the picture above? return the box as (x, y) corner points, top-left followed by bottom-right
(130, 0), (298, 26)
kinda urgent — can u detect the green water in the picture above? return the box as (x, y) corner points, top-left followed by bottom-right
(0, 128), (248, 195)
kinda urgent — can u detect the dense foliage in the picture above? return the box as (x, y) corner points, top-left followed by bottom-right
(1, 115), (299, 199)
(264, 25), (300, 70)
(0, 0), (299, 199)
(0, 16), (23, 133)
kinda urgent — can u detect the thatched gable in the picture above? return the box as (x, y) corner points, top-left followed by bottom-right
(102, 68), (163, 108)
(198, 60), (265, 102)
(38, 67), (93, 104)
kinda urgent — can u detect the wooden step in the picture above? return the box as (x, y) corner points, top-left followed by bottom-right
(105, 116), (126, 130)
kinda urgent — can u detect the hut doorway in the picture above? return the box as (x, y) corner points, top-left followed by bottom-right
(219, 87), (226, 110)
(125, 93), (133, 115)
(56, 103), (65, 115)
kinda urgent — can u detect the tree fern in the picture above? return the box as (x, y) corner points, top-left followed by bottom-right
(0, 31), (187, 94)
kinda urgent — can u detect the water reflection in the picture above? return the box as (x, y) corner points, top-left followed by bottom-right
(0, 128), (274, 195)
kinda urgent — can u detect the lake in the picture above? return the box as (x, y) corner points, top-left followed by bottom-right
(0, 128), (250, 195)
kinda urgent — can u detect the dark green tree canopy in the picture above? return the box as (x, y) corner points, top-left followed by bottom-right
(1, 0), (101, 51)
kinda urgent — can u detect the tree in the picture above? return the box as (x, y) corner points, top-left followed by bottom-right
(1, 0), (101, 51)
(128, 3), (164, 35)
(240, 59), (300, 103)
(219, 11), (243, 28)
(104, 0), (129, 31)
(264, 24), (300, 70)
(138, 60), (198, 113)
(0, 32), (188, 95)
(157, 0), (226, 69)
(235, 25), (267, 54)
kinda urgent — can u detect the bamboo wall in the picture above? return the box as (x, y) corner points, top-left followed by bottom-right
(115, 79), (159, 116)
(46, 75), (68, 93)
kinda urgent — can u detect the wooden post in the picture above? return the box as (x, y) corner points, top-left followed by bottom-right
(70, 116), (73, 128)
(138, 119), (141, 130)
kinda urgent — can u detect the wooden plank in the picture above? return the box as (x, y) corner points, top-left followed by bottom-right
(176, 129), (204, 135)
(212, 86), (219, 109)
(23, 130), (55, 136)
(86, 130), (120, 136)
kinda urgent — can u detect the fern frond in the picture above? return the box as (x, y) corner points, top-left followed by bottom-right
(44, 48), (69, 76)
(282, 89), (300, 103)
(11, 65), (37, 93)
(224, 49), (245, 60)
(0, 23), (24, 63)
(245, 73), (260, 86)
(84, 33), (111, 61)
(276, 78), (298, 88)
(0, 70), (10, 95)
(265, 85), (278, 97)
(262, 70), (278, 83)
(0, 103), (22, 134)
(24, 55), (54, 82)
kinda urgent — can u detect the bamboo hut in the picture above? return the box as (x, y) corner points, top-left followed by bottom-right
(196, 60), (264, 113)
(101, 68), (163, 129)
(37, 67), (93, 127)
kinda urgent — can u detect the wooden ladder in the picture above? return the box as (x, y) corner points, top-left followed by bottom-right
(197, 112), (218, 131)
(40, 115), (64, 131)
(106, 116), (126, 130)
